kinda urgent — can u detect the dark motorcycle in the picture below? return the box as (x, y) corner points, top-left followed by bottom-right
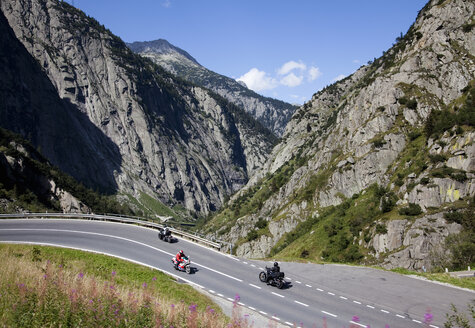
(158, 227), (176, 243)
(259, 267), (285, 289)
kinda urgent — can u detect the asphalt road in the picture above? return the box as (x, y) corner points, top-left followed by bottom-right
(0, 219), (473, 328)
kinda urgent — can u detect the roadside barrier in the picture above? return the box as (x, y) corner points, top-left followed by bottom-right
(0, 213), (222, 250)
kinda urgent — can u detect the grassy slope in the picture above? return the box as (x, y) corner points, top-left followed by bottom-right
(0, 244), (233, 327)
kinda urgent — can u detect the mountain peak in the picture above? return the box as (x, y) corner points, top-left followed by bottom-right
(127, 39), (200, 66)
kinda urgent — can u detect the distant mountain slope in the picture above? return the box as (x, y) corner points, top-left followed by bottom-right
(205, 0), (475, 271)
(127, 39), (298, 136)
(0, 0), (276, 215)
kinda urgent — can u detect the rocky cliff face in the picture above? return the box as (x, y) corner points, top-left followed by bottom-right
(207, 0), (474, 270)
(0, 0), (276, 215)
(127, 39), (298, 137)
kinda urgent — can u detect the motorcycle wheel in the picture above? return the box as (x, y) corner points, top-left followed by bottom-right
(259, 272), (267, 282)
(275, 279), (284, 289)
(185, 265), (191, 274)
(158, 233), (163, 240)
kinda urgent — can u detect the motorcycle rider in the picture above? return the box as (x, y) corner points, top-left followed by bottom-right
(175, 250), (186, 269)
(267, 261), (280, 284)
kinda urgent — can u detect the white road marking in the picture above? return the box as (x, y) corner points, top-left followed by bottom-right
(295, 281), (302, 284)
(366, 305), (375, 309)
(227, 297), (234, 301)
(243, 262), (248, 264)
(430, 325), (440, 328)
(381, 309), (390, 314)
(305, 284), (312, 288)
(349, 320), (366, 327)
(249, 283), (261, 289)
(217, 293), (223, 297)
(259, 267), (265, 270)
(272, 316), (280, 321)
(321, 310), (337, 317)
(294, 300), (309, 307)
(339, 296), (347, 300)
(209, 290), (215, 294)
(412, 319), (422, 324)
(396, 314), (405, 319)
(316, 288), (324, 292)
(248, 306), (256, 311)
(353, 301), (361, 304)
(250, 264), (256, 267)
(287, 277), (292, 280)
(238, 302), (245, 306)
(0, 241), (205, 289)
(327, 292), (335, 296)
(2, 229), (244, 282)
(285, 322), (293, 326)
(259, 311), (267, 315)
(271, 292), (284, 298)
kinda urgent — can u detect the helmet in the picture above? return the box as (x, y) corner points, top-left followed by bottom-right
(274, 262), (278, 267)
(180, 250), (184, 255)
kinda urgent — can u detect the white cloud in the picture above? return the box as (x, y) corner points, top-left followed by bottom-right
(277, 60), (306, 75)
(331, 74), (346, 82)
(308, 66), (322, 81)
(162, 0), (171, 8)
(352, 59), (360, 64)
(237, 68), (278, 92)
(280, 72), (303, 87)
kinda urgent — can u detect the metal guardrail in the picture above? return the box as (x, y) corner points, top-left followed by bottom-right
(0, 213), (222, 250)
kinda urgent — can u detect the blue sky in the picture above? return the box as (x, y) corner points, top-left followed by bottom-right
(73, 0), (428, 104)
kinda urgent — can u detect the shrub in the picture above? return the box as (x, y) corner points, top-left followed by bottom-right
(399, 203), (423, 216)
(247, 230), (258, 241)
(372, 137), (386, 148)
(429, 153), (447, 163)
(375, 223), (388, 234)
(254, 218), (268, 230)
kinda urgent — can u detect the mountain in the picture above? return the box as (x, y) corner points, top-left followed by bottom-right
(205, 0), (475, 271)
(127, 39), (298, 136)
(0, 0), (276, 216)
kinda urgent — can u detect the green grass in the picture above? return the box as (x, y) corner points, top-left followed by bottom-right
(139, 192), (176, 218)
(390, 268), (475, 291)
(0, 244), (216, 308)
(0, 244), (241, 327)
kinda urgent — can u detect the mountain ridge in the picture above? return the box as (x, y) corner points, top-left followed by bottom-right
(204, 0), (475, 271)
(127, 38), (298, 136)
(0, 0), (276, 216)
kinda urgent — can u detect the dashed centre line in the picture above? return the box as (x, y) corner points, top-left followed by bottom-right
(285, 322), (293, 326)
(259, 311), (267, 315)
(316, 288), (324, 292)
(321, 310), (337, 318)
(272, 292), (285, 298)
(217, 293), (224, 297)
(295, 281), (302, 284)
(227, 297), (234, 302)
(249, 283), (261, 289)
(339, 296), (348, 300)
(396, 314), (405, 319)
(294, 300), (309, 307)
(305, 284), (312, 288)
(328, 292), (335, 296)
(248, 306), (256, 311)
(381, 309), (390, 314)
(366, 305), (375, 309)
(272, 316), (281, 321)
(350, 320), (366, 327)
(353, 301), (361, 304)
(413, 319), (422, 324)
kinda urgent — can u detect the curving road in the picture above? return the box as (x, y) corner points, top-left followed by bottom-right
(0, 219), (473, 327)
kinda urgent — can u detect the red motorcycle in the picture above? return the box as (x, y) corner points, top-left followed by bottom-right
(171, 255), (192, 274)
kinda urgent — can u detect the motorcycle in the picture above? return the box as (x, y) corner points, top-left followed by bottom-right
(259, 267), (285, 289)
(158, 227), (176, 243)
(171, 255), (192, 274)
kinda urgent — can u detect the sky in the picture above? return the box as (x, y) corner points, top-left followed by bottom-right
(72, 0), (428, 105)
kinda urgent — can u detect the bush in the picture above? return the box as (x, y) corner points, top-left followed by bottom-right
(255, 218), (268, 230)
(375, 223), (388, 234)
(429, 153), (447, 163)
(247, 230), (258, 241)
(373, 137), (386, 148)
(399, 203), (423, 216)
